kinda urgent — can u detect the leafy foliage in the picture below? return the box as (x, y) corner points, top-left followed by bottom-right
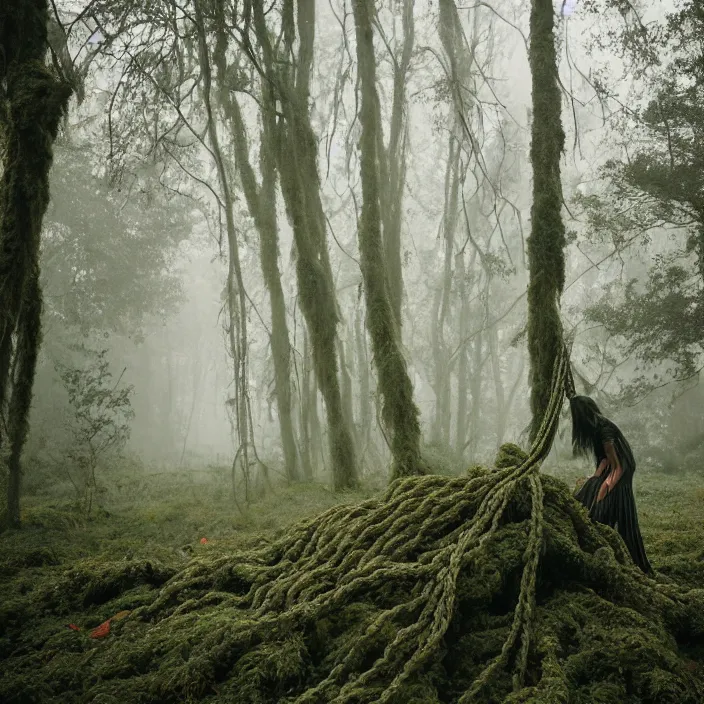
(579, 0), (704, 396)
(54, 348), (134, 512)
(43, 144), (191, 340)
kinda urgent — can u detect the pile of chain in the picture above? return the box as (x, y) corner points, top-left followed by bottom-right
(2, 347), (702, 703)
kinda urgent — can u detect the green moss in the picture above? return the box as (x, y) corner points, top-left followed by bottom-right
(526, 0), (568, 442)
(0, 467), (702, 703)
(0, 0), (73, 527)
(495, 443), (530, 468)
(353, 0), (424, 480)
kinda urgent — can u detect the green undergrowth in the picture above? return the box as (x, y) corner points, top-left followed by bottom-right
(0, 460), (702, 703)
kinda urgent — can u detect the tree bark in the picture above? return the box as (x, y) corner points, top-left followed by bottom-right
(0, 0), (72, 528)
(352, 0), (423, 479)
(215, 52), (300, 482)
(526, 0), (567, 441)
(252, 1), (358, 490)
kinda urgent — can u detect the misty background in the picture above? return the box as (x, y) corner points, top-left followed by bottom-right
(14, 0), (704, 508)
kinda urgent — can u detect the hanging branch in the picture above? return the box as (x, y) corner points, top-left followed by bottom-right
(192, 0), (254, 495)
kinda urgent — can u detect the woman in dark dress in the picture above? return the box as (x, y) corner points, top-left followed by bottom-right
(570, 395), (652, 574)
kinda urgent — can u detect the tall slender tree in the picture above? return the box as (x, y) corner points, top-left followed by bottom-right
(526, 0), (567, 440)
(352, 0), (423, 479)
(251, 1), (358, 490)
(193, 0), (254, 492)
(209, 7), (300, 482)
(433, 0), (482, 449)
(378, 0), (415, 328)
(0, 0), (72, 527)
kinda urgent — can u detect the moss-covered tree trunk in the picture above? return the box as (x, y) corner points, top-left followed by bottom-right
(526, 0), (566, 441)
(213, 42), (300, 482)
(296, 331), (314, 481)
(0, 0), (72, 528)
(252, 1), (358, 490)
(193, 1), (253, 491)
(257, 152), (300, 483)
(378, 0), (414, 328)
(354, 308), (373, 465)
(352, 0), (423, 479)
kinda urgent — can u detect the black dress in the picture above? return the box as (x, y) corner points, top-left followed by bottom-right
(574, 417), (652, 573)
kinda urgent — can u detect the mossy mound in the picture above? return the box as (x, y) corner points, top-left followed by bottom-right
(1, 464), (703, 704)
(495, 443), (531, 469)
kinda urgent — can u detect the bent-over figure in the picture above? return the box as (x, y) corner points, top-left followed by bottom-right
(570, 395), (652, 574)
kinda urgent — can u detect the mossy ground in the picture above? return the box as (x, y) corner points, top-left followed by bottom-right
(0, 459), (702, 703)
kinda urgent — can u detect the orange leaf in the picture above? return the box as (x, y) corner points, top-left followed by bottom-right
(67, 624), (81, 631)
(89, 620), (111, 639)
(200, 537), (208, 544)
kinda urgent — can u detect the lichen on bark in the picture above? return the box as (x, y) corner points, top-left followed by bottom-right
(0, 0), (72, 527)
(352, 0), (424, 480)
(526, 0), (567, 442)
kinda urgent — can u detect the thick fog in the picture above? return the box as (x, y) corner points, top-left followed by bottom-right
(15, 0), (704, 496)
(3, 2), (704, 700)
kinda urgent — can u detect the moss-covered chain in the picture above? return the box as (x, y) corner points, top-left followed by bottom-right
(31, 348), (703, 703)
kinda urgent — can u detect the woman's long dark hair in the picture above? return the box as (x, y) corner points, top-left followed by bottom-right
(569, 395), (603, 459)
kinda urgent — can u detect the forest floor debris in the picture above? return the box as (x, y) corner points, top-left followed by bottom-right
(0, 462), (703, 703)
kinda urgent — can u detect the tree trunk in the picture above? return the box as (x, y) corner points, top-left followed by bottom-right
(0, 0), (72, 528)
(455, 250), (475, 459)
(430, 285), (454, 446)
(526, 0), (567, 441)
(209, 8), (300, 481)
(466, 328), (485, 464)
(431, 125), (461, 446)
(6, 275), (42, 527)
(352, 0), (423, 479)
(354, 307), (373, 466)
(310, 382), (325, 476)
(299, 331), (315, 481)
(486, 286), (507, 448)
(253, 1), (358, 490)
(338, 335), (356, 448)
(195, 0), (253, 488)
(379, 0), (415, 327)
(221, 77), (300, 482)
